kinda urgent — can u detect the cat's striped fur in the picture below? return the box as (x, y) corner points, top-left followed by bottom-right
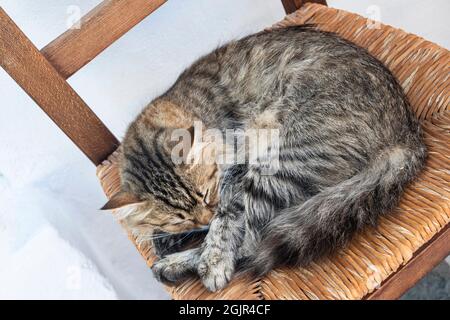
(105, 26), (426, 292)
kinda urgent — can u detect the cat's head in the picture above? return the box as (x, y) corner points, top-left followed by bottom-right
(101, 100), (219, 236)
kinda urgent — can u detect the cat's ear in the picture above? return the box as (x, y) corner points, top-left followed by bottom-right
(185, 125), (203, 164)
(186, 125), (221, 166)
(101, 191), (142, 210)
(187, 125), (195, 147)
(169, 125), (196, 164)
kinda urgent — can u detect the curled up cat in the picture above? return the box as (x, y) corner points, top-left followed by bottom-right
(101, 26), (426, 292)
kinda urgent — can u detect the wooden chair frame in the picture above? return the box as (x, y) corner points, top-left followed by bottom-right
(1, 0), (448, 300)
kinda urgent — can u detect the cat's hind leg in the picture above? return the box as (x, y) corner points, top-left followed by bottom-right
(240, 160), (310, 264)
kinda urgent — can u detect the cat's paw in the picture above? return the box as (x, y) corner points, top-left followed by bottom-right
(197, 249), (234, 292)
(151, 256), (192, 284)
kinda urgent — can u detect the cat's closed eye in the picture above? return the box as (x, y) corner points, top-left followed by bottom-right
(175, 213), (186, 220)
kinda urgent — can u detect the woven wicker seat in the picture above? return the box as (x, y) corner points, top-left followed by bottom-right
(1, 1), (448, 300)
(97, 3), (450, 300)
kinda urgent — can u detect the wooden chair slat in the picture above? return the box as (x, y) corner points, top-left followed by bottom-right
(41, 0), (166, 79)
(281, 0), (327, 14)
(367, 224), (450, 299)
(0, 8), (118, 165)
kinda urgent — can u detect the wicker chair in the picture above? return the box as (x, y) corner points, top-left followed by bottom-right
(1, 0), (448, 300)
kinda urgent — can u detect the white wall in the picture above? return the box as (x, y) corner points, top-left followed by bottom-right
(330, 0), (449, 49)
(0, 0), (448, 299)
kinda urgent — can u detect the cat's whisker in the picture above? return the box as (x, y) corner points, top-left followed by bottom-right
(160, 231), (194, 256)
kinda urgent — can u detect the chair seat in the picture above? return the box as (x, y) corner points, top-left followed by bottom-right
(96, 3), (449, 300)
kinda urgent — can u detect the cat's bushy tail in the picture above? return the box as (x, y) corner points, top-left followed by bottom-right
(247, 143), (426, 276)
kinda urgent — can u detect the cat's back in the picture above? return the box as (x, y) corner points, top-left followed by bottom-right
(172, 26), (403, 97)
(221, 27), (421, 163)
(167, 26), (416, 144)
(222, 26), (401, 98)
(223, 27), (411, 123)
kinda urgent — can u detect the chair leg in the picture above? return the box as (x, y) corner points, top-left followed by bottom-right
(281, 0), (327, 14)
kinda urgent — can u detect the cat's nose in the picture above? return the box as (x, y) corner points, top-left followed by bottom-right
(197, 207), (213, 225)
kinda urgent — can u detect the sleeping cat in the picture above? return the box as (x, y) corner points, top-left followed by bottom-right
(102, 26), (426, 292)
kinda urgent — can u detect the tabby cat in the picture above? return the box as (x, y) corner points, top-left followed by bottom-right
(102, 26), (426, 292)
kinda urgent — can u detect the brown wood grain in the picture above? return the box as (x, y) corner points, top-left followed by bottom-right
(41, 0), (166, 79)
(0, 8), (118, 165)
(281, 0), (328, 14)
(367, 224), (450, 300)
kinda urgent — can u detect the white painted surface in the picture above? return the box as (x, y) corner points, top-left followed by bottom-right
(0, 0), (448, 299)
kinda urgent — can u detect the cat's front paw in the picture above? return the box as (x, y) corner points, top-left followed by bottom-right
(197, 248), (234, 292)
(151, 256), (192, 284)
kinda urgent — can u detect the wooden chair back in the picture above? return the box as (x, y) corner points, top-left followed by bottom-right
(0, 0), (325, 165)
